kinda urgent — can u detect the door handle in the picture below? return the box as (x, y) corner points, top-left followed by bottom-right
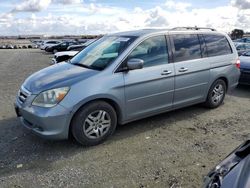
(161, 70), (172, 75)
(178, 67), (189, 72)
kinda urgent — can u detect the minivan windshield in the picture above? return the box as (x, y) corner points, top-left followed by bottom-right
(70, 36), (137, 70)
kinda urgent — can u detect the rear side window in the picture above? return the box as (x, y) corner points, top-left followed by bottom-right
(172, 34), (202, 62)
(203, 34), (232, 57)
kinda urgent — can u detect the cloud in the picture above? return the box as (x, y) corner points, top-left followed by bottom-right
(145, 7), (169, 27)
(0, 13), (13, 28)
(165, 0), (192, 12)
(232, 0), (250, 9)
(52, 0), (82, 4)
(12, 0), (52, 12)
(11, 0), (82, 12)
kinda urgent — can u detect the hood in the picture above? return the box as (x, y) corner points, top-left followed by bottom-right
(55, 51), (78, 57)
(239, 56), (250, 70)
(23, 62), (98, 94)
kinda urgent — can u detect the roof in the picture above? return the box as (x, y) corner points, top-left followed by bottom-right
(110, 29), (167, 37)
(110, 27), (219, 37)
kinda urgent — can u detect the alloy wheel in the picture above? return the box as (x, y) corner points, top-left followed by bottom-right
(211, 83), (224, 105)
(83, 110), (111, 139)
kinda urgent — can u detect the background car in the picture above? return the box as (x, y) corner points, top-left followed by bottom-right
(31, 40), (44, 46)
(40, 40), (61, 50)
(233, 37), (250, 43)
(50, 51), (79, 64)
(239, 51), (250, 85)
(235, 42), (250, 56)
(204, 140), (250, 188)
(67, 39), (97, 51)
(6, 44), (14, 49)
(45, 41), (80, 53)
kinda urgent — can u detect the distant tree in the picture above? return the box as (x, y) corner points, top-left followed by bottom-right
(231, 29), (244, 39)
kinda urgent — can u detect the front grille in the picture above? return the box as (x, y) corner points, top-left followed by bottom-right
(18, 86), (31, 104)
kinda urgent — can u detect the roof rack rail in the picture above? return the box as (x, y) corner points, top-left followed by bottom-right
(171, 27), (216, 31)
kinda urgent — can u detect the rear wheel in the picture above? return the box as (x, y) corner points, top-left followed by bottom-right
(205, 79), (226, 108)
(53, 49), (58, 54)
(71, 101), (117, 146)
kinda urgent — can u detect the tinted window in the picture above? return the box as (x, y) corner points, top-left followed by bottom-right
(172, 34), (201, 62)
(204, 34), (232, 57)
(128, 35), (168, 68)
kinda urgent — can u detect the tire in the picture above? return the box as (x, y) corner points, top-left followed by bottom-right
(53, 49), (58, 54)
(71, 101), (117, 146)
(205, 79), (226, 109)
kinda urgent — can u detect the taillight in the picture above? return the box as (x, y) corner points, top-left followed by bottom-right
(235, 59), (240, 69)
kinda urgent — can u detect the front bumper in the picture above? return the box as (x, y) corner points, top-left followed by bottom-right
(14, 97), (72, 140)
(50, 58), (57, 65)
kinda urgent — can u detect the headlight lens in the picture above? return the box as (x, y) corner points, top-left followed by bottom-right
(32, 87), (70, 108)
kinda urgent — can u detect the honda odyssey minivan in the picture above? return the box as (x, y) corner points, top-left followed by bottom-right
(15, 27), (240, 146)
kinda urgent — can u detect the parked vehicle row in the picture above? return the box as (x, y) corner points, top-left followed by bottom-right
(51, 39), (97, 64)
(15, 27), (240, 146)
(0, 44), (38, 49)
(45, 41), (80, 53)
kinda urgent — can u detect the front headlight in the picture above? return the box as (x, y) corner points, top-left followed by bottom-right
(32, 87), (70, 108)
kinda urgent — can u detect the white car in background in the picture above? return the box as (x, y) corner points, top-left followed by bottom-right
(50, 51), (79, 64)
(40, 40), (62, 50)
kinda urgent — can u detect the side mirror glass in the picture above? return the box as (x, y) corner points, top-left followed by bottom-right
(127, 58), (144, 70)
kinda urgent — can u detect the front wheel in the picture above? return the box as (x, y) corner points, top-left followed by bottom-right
(205, 79), (226, 109)
(71, 101), (117, 146)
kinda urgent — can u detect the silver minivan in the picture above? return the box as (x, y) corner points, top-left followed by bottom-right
(15, 27), (240, 146)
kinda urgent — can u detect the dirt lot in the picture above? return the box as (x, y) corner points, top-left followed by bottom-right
(0, 49), (249, 188)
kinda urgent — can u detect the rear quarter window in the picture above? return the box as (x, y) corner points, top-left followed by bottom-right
(203, 34), (232, 57)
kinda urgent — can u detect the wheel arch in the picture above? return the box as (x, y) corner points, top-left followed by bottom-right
(68, 97), (123, 138)
(215, 76), (228, 91)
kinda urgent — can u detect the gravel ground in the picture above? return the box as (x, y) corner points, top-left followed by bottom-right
(0, 49), (249, 188)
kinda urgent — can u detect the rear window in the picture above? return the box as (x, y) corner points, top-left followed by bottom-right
(172, 34), (202, 62)
(203, 34), (232, 57)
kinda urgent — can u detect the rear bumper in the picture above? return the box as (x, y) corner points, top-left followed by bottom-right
(14, 99), (72, 140)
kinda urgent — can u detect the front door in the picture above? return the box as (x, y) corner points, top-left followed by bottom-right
(123, 35), (175, 120)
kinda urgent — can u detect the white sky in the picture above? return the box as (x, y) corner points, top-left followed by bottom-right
(0, 0), (249, 35)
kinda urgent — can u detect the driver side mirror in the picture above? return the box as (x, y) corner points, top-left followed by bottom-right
(127, 58), (144, 70)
